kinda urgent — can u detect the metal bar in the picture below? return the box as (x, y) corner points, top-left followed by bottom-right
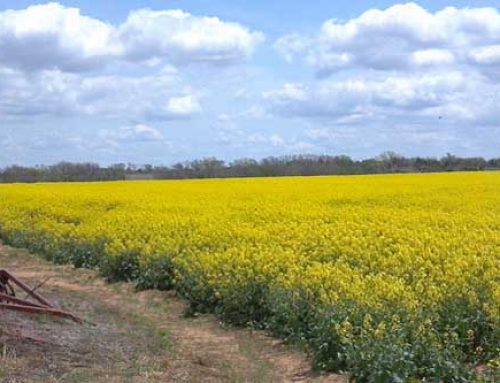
(0, 292), (45, 308)
(0, 269), (53, 308)
(23, 277), (51, 300)
(0, 303), (82, 323)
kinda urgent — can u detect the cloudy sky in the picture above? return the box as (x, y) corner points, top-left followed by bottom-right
(1, 1), (499, 166)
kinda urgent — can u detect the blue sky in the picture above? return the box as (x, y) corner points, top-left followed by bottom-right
(1, 1), (499, 166)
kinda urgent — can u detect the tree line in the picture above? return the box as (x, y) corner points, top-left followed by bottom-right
(1, 153), (499, 183)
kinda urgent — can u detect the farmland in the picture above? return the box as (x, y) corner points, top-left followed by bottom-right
(0, 172), (498, 382)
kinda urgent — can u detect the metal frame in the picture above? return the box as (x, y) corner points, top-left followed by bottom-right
(0, 269), (81, 323)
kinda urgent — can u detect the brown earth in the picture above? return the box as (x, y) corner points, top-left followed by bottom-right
(0, 243), (347, 383)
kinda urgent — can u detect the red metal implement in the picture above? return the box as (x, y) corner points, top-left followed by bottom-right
(0, 269), (81, 323)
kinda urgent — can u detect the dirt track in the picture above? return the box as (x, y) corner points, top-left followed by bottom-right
(0, 243), (346, 383)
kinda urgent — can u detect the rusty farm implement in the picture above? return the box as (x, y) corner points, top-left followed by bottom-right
(0, 269), (81, 323)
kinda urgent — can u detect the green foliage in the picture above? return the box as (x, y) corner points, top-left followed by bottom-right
(135, 257), (175, 291)
(215, 280), (271, 327)
(99, 250), (140, 283)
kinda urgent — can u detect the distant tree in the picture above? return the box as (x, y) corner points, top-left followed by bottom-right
(186, 158), (226, 178)
(441, 153), (461, 171)
(229, 158), (261, 177)
(1, 153), (499, 183)
(377, 151), (405, 172)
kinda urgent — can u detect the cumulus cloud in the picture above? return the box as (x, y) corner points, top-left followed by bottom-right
(411, 49), (455, 66)
(264, 71), (493, 124)
(0, 2), (264, 72)
(118, 9), (264, 64)
(2, 1), (500, 163)
(0, 3), (118, 72)
(165, 95), (202, 116)
(0, 66), (78, 118)
(469, 45), (500, 65)
(0, 66), (202, 121)
(0, 3), (265, 131)
(268, 2), (500, 131)
(276, 2), (500, 77)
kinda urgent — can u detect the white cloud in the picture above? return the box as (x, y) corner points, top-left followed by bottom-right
(287, 141), (318, 152)
(275, 34), (311, 63)
(276, 2), (500, 77)
(99, 123), (165, 143)
(469, 45), (500, 65)
(0, 3), (264, 72)
(411, 49), (455, 66)
(247, 133), (284, 147)
(268, 2), (500, 132)
(264, 71), (479, 122)
(118, 9), (264, 64)
(0, 66), (203, 121)
(264, 80), (370, 119)
(0, 3), (264, 126)
(165, 95), (202, 116)
(0, 66), (78, 118)
(1, 2), (500, 164)
(0, 3), (118, 72)
(130, 124), (164, 141)
(215, 118), (320, 154)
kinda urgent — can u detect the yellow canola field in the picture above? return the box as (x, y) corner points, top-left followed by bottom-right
(0, 172), (498, 381)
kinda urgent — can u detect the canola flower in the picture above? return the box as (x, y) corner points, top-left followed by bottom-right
(0, 172), (498, 382)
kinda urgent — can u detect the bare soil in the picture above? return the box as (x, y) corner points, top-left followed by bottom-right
(0, 243), (347, 383)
